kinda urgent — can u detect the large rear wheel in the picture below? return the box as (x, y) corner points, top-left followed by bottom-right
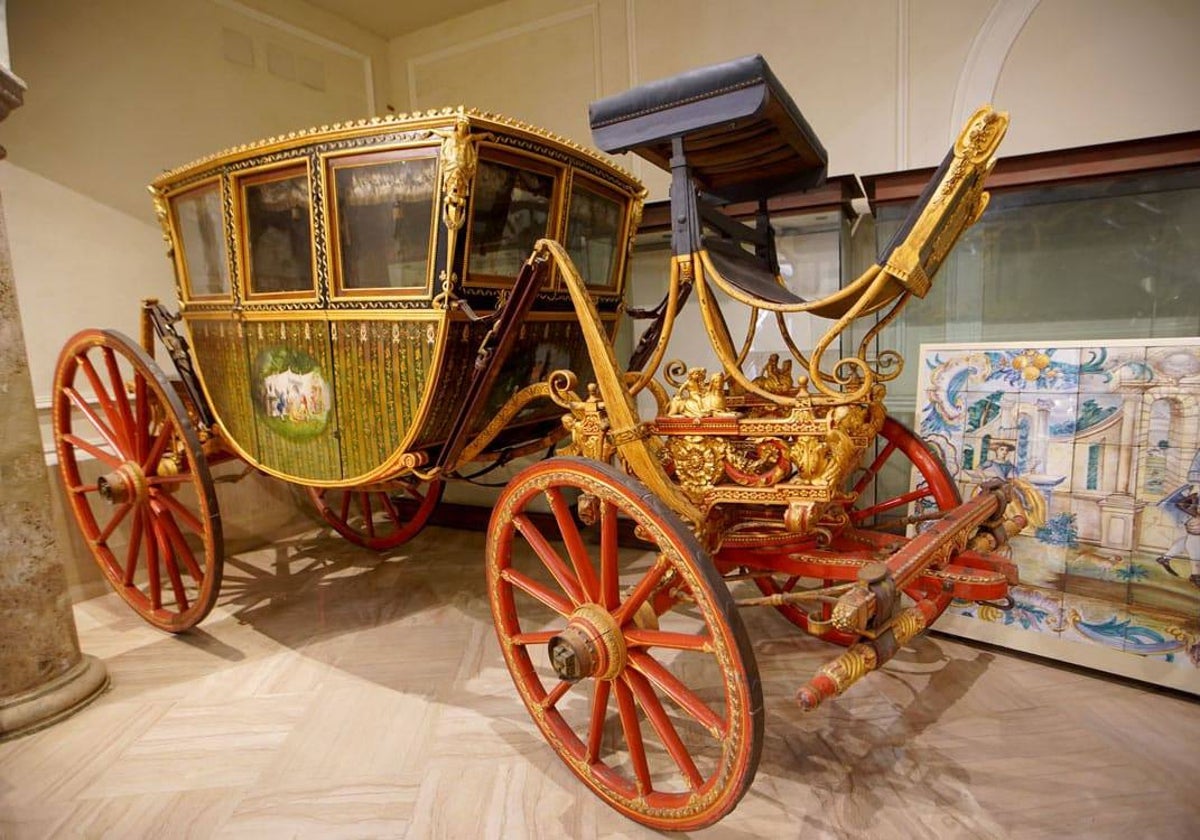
(53, 329), (222, 632)
(486, 457), (762, 831)
(306, 479), (443, 551)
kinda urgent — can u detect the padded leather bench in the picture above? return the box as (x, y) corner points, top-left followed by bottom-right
(589, 55), (828, 203)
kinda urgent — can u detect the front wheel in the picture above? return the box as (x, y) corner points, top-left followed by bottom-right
(486, 457), (762, 831)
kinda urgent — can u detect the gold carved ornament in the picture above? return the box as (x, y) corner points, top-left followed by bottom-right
(431, 117), (491, 310)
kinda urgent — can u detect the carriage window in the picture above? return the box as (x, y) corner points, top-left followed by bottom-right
(174, 183), (229, 297)
(566, 181), (623, 289)
(468, 159), (555, 278)
(243, 168), (313, 294)
(332, 153), (437, 290)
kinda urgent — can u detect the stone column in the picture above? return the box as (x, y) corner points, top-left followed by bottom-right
(0, 19), (107, 739)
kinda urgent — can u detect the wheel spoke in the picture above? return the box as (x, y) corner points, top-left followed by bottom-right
(102, 347), (137, 457)
(154, 490), (204, 535)
(624, 670), (704, 791)
(852, 439), (898, 496)
(123, 508), (144, 586)
(613, 679), (652, 796)
(157, 505), (205, 583)
(95, 502), (133, 546)
(380, 493), (402, 526)
(360, 492), (375, 538)
(628, 650), (724, 736)
(64, 388), (126, 457)
(78, 355), (132, 454)
(500, 567), (573, 616)
(539, 679), (572, 711)
(512, 629), (559, 646)
(546, 487), (599, 602)
(61, 433), (122, 469)
(144, 512), (162, 610)
(150, 515), (189, 611)
(586, 679), (611, 765)
(624, 628), (713, 652)
(600, 500), (619, 610)
(142, 426), (173, 473)
(514, 514), (584, 605)
(851, 485), (933, 521)
(612, 556), (670, 626)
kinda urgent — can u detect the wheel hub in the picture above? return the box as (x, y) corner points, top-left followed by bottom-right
(548, 603), (626, 682)
(97, 461), (148, 505)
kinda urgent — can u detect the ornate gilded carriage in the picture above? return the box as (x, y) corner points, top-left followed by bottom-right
(53, 55), (1025, 831)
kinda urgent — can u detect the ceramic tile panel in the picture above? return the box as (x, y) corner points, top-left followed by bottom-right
(950, 584), (1064, 637)
(1077, 344), (1149, 395)
(1121, 605), (1200, 666)
(915, 337), (1200, 693)
(1064, 547), (1132, 605)
(1008, 533), (1067, 590)
(1127, 548), (1200, 621)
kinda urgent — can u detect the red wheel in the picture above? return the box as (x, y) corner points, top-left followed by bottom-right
(754, 416), (960, 633)
(307, 479), (443, 551)
(487, 457), (762, 831)
(53, 329), (222, 632)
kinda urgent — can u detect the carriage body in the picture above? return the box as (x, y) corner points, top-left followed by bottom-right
(149, 110), (644, 486)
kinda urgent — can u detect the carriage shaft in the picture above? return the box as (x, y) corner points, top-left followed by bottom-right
(796, 590), (953, 712)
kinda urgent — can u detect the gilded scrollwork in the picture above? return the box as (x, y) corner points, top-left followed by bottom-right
(724, 438), (791, 487)
(435, 117), (485, 232)
(666, 434), (729, 502)
(148, 186), (174, 259)
(560, 383), (614, 462)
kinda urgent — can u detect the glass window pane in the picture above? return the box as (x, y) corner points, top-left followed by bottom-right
(866, 167), (1200, 429)
(174, 184), (229, 297)
(468, 159), (554, 278)
(244, 170), (313, 294)
(333, 155), (437, 290)
(566, 183), (623, 288)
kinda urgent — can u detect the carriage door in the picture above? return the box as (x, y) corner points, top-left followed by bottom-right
(323, 146), (441, 481)
(236, 162), (344, 483)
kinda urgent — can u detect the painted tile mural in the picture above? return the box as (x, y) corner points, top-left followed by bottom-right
(914, 338), (1200, 693)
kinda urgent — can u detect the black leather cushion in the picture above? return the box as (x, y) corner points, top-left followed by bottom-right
(589, 55), (827, 202)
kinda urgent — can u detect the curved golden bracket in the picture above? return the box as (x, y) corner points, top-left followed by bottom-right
(533, 239), (703, 525)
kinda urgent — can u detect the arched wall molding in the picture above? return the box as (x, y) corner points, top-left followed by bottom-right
(950, 0), (1040, 142)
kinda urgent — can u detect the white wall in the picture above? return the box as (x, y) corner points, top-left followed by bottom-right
(389, 0), (1200, 197)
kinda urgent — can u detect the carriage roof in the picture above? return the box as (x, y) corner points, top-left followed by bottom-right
(152, 106), (638, 192)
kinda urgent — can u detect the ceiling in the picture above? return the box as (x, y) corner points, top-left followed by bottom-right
(305, 0), (504, 38)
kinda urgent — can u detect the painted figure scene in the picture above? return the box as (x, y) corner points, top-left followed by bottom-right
(915, 339), (1200, 688)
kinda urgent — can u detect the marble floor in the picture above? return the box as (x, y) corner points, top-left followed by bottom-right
(2, 523), (1199, 839)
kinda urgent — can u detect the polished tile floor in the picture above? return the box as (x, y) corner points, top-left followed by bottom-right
(2, 523), (1198, 839)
